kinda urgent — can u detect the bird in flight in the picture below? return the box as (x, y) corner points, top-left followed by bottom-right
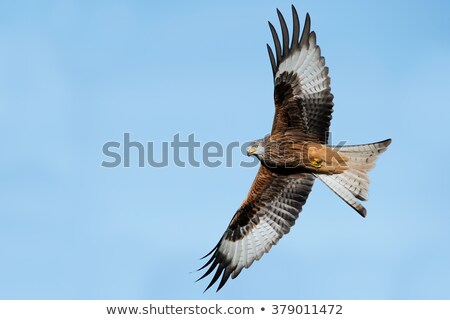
(197, 5), (391, 292)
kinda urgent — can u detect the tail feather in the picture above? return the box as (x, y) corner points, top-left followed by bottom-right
(317, 173), (368, 217)
(317, 139), (391, 217)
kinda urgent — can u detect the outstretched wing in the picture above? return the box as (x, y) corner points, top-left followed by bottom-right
(268, 6), (334, 143)
(197, 166), (315, 291)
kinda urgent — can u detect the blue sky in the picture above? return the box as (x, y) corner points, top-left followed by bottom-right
(1, 0), (450, 299)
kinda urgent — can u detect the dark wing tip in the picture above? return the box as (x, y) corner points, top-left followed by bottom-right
(196, 238), (235, 292)
(360, 207), (367, 218)
(199, 261), (232, 293)
(267, 44), (277, 77)
(299, 13), (311, 48)
(196, 255), (217, 281)
(382, 138), (393, 146)
(276, 8), (289, 55)
(291, 5), (300, 49)
(268, 21), (282, 63)
(268, 7), (313, 77)
(203, 264), (225, 293)
(216, 268), (232, 292)
(305, 13), (311, 32)
(199, 245), (217, 260)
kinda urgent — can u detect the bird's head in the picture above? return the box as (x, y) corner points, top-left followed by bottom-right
(246, 139), (265, 157)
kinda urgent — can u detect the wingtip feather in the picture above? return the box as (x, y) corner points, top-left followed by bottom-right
(276, 8), (289, 55)
(268, 21), (282, 63)
(291, 5), (300, 49)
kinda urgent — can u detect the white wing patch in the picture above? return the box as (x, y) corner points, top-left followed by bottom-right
(277, 33), (329, 97)
(198, 174), (315, 291)
(218, 218), (277, 279)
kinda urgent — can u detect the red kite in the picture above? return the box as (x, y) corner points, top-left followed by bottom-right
(198, 5), (391, 292)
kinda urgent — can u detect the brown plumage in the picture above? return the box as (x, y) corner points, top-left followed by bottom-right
(197, 5), (391, 292)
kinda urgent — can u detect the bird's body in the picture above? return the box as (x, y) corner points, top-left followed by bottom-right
(198, 5), (391, 292)
(249, 132), (349, 174)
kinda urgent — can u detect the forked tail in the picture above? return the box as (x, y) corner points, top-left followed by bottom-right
(317, 139), (392, 217)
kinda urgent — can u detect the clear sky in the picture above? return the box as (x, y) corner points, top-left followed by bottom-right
(1, 0), (450, 299)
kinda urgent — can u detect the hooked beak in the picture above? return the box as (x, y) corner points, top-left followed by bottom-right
(247, 147), (256, 156)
